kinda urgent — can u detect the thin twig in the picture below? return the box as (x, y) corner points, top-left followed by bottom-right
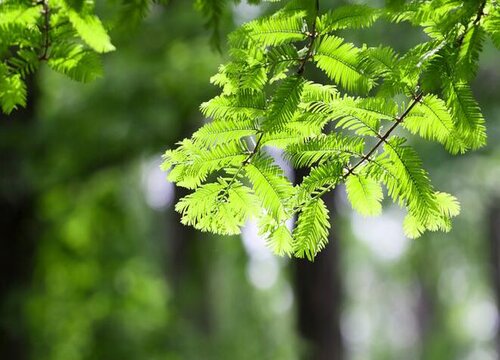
(456, 0), (487, 48)
(224, 133), (263, 190)
(38, 0), (51, 61)
(297, 0), (320, 75)
(345, 92), (423, 177)
(294, 92), (424, 211)
(226, 0), (321, 188)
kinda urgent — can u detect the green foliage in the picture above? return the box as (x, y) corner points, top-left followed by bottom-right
(345, 173), (383, 217)
(314, 35), (373, 93)
(1, 0), (495, 259)
(242, 11), (308, 47)
(0, 0), (118, 112)
(403, 94), (468, 154)
(319, 4), (381, 32)
(0, 66), (27, 113)
(162, 0), (495, 259)
(293, 198), (330, 260)
(176, 179), (258, 235)
(245, 153), (294, 222)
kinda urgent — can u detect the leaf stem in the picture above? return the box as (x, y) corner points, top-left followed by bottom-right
(295, 92), (424, 211)
(346, 92), (423, 176)
(456, 0), (487, 48)
(225, 133), (263, 190)
(297, 0), (320, 75)
(38, 0), (51, 61)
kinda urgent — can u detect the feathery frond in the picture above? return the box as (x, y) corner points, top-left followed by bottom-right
(193, 119), (257, 146)
(381, 137), (439, 224)
(245, 153), (295, 221)
(319, 4), (380, 32)
(264, 75), (306, 131)
(345, 173), (383, 216)
(293, 198), (330, 261)
(176, 180), (258, 235)
(403, 94), (468, 154)
(482, 9), (500, 49)
(242, 11), (307, 47)
(314, 35), (374, 93)
(443, 80), (486, 149)
(298, 162), (344, 203)
(285, 133), (364, 168)
(201, 91), (266, 120)
(67, 10), (115, 53)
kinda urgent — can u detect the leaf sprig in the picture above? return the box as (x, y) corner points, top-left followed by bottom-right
(162, 0), (497, 260)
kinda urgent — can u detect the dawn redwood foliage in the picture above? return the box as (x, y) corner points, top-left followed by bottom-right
(1, 0), (499, 260)
(163, 0), (498, 260)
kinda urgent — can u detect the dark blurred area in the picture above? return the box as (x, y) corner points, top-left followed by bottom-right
(0, 1), (499, 360)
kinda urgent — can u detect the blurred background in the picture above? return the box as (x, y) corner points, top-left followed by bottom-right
(1, 1), (499, 359)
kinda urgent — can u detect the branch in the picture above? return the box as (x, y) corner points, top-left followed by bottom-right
(297, 0), (320, 75)
(227, 0), (321, 189)
(345, 92), (423, 177)
(294, 92), (424, 211)
(224, 133), (263, 190)
(456, 0), (487, 48)
(38, 0), (51, 61)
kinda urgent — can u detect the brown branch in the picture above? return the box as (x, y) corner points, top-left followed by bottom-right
(294, 92), (424, 210)
(297, 0), (320, 75)
(224, 132), (263, 191)
(243, 133), (263, 166)
(38, 0), (51, 61)
(227, 0), (321, 188)
(456, 0), (487, 48)
(345, 92), (423, 177)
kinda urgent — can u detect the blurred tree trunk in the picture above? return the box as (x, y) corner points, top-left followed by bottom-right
(166, 122), (212, 336)
(0, 78), (37, 360)
(168, 187), (212, 333)
(293, 167), (344, 360)
(488, 200), (500, 353)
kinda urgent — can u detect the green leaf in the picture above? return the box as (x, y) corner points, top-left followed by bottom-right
(176, 180), (258, 235)
(201, 91), (266, 120)
(264, 75), (305, 131)
(245, 153), (294, 221)
(381, 138), (439, 224)
(345, 173), (383, 216)
(165, 139), (246, 190)
(285, 133), (364, 168)
(242, 11), (307, 47)
(301, 82), (339, 102)
(457, 25), (484, 79)
(308, 96), (388, 136)
(298, 162), (344, 203)
(267, 224), (294, 257)
(68, 11), (115, 53)
(0, 4), (41, 28)
(314, 35), (374, 93)
(193, 119), (257, 146)
(48, 44), (103, 83)
(319, 4), (380, 31)
(293, 198), (330, 260)
(0, 73), (27, 114)
(403, 192), (460, 238)
(482, 9), (500, 49)
(403, 94), (468, 154)
(443, 81), (486, 149)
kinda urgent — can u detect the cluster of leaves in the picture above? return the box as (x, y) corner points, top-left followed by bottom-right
(1, 0), (497, 260)
(0, 0), (176, 114)
(0, 0), (117, 113)
(162, 0), (498, 260)
(0, 0), (262, 114)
